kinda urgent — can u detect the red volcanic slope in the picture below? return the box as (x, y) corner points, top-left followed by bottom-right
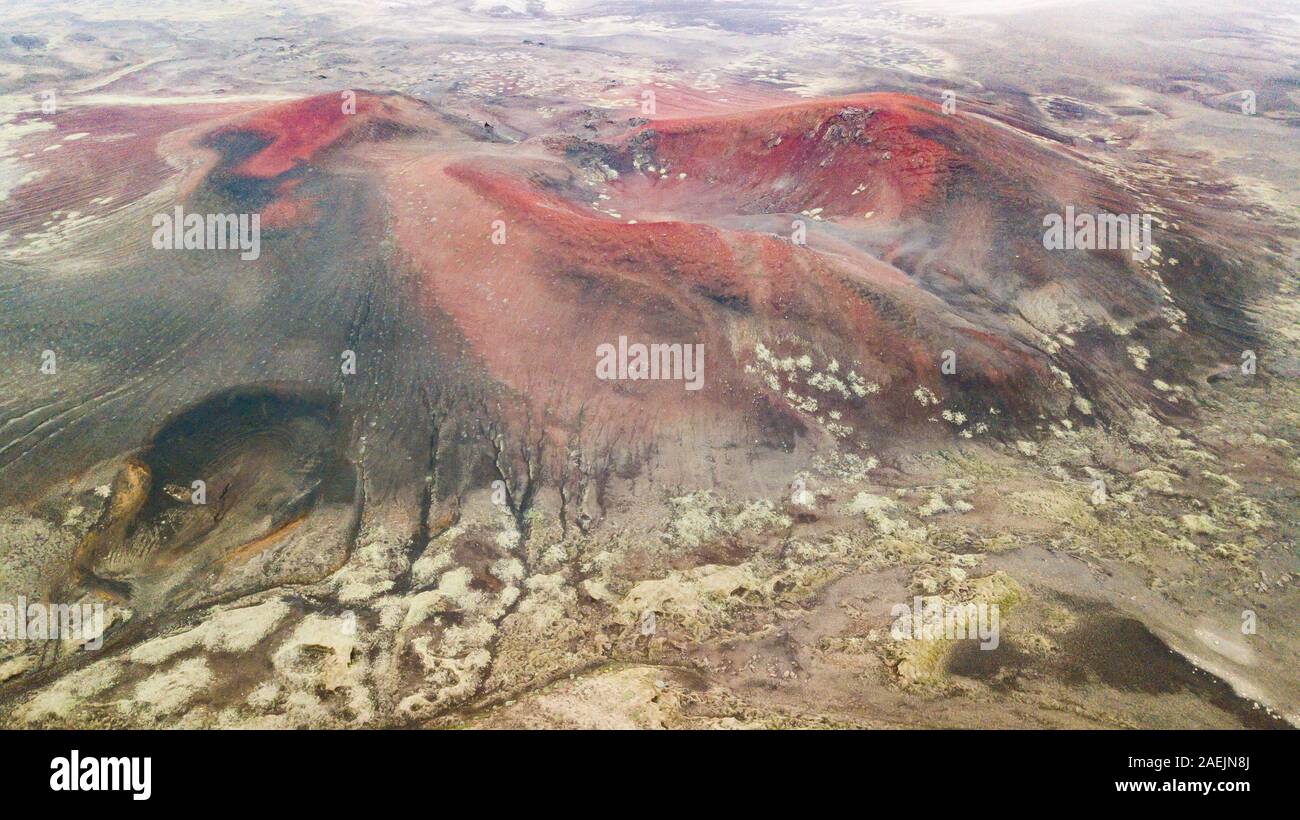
(208, 92), (382, 179)
(611, 93), (954, 222)
(258, 178), (319, 228)
(198, 91), (435, 230)
(6, 87), (1238, 462)
(13, 88), (1173, 452)
(390, 149), (1054, 444)
(367, 89), (1083, 445)
(185, 90), (1117, 444)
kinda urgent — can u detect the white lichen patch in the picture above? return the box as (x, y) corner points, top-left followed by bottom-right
(748, 340), (875, 438)
(1134, 469), (1180, 494)
(661, 491), (790, 550)
(1179, 513), (1219, 536)
(845, 492), (927, 540)
(917, 493), (951, 517)
(14, 658), (122, 723)
(1049, 365), (1073, 390)
(618, 563), (761, 638)
(128, 598), (293, 665)
(130, 657), (213, 719)
(1127, 344), (1151, 371)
